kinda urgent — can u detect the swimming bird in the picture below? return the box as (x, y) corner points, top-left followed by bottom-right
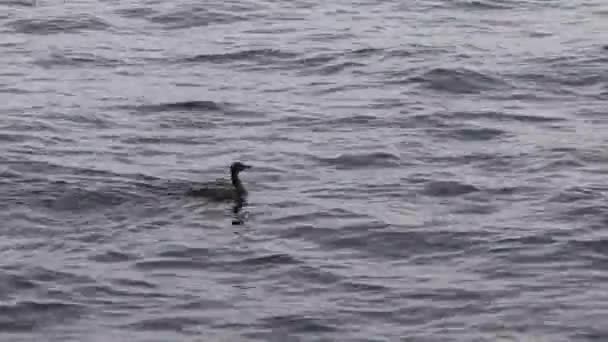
(187, 162), (252, 201)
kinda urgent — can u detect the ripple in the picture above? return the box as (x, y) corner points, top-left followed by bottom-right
(8, 15), (111, 34)
(134, 259), (206, 271)
(0, 301), (85, 332)
(316, 61), (365, 75)
(432, 126), (506, 141)
(407, 67), (510, 94)
(238, 253), (300, 267)
(423, 181), (479, 197)
(88, 250), (137, 263)
(0, 272), (37, 299)
(258, 314), (338, 334)
(442, 110), (565, 123)
(182, 49), (297, 64)
(456, 0), (513, 10)
(316, 152), (400, 169)
(146, 6), (245, 29)
(126, 100), (224, 113)
(34, 51), (123, 68)
(127, 316), (207, 332)
(38, 187), (132, 212)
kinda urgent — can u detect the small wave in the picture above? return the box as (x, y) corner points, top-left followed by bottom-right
(127, 316), (204, 332)
(348, 47), (383, 57)
(445, 110), (565, 123)
(26, 266), (92, 284)
(0, 0), (36, 7)
(8, 15), (111, 34)
(317, 61), (365, 75)
(316, 152), (400, 169)
(115, 6), (158, 19)
(146, 7), (244, 29)
(134, 259), (205, 271)
(88, 250), (136, 263)
(128, 100), (224, 113)
(569, 239), (608, 257)
(39, 187), (131, 212)
(111, 278), (157, 290)
(294, 54), (336, 68)
(238, 253), (300, 267)
(0, 273), (37, 296)
(120, 100), (225, 113)
(259, 314), (338, 333)
(423, 181), (479, 197)
(433, 127), (506, 141)
(0, 301), (85, 332)
(157, 246), (213, 259)
(340, 281), (389, 293)
(408, 67), (509, 94)
(183, 49), (297, 64)
(457, 0), (513, 10)
(35, 51), (122, 68)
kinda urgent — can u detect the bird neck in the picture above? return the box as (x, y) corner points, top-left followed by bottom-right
(231, 170), (245, 193)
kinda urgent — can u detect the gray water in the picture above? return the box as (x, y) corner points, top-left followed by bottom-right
(1, 0), (608, 341)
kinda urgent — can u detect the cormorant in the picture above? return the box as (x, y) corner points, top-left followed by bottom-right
(187, 162), (252, 202)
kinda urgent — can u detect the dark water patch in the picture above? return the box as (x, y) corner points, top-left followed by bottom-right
(570, 238), (608, 258)
(127, 316), (208, 332)
(326, 229), (480, 259)
(146, 7), (245, 29)
(421, 151), (519, 170)
(559, 205), (608, 221)
(35, 51), (123, 68)
(319, 114), (384, 128)
(415, 287), (486, 302)
(0, 0), (37, 7)
(235, 253), (300, 268)
(0, 301), (85, 332)
(0, 273), (37, 300)
(548, 186), (600, 204)
(406, 67), (509, 94)
(384, 44), (451, 60)
(340, 281), (390, 293)
(111, 278), (157, 290)
(423, 181), (479, 197)
(8, 15), (111, 34)
(134, 258), (207, 271)
(347, 47), (384, 57)
(441, 110), (565, 123)
(259, 314), (338, 334)
(157, 246), (214, 259)
(0, 86), (36, 94)
(526, 158), (585, 173)
(511, 67), (608, 95)
(126, 100), (224, 113)
(456, 0), (513, 10)
(430, 126), (506, 141)
(493, 234), (557, 250)
(182, 49), (297, 64)
(293, 54), (337, 68)
(316, 152), (400, 169)
(38, 186), (132, 212)
(284, 265), (342, 286)
(115, 6), (158, 19)
(317, 61), (365, 75)
(88, 250), (137, 263)
(75, 284), (150, 301)
(121, 135), (208, 146)
(26, 266), (92, 285)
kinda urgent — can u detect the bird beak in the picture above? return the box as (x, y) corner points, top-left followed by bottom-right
(243, 164), (252, 169)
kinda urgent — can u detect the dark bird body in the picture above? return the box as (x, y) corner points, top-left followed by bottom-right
(187, 162), (251, 201)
